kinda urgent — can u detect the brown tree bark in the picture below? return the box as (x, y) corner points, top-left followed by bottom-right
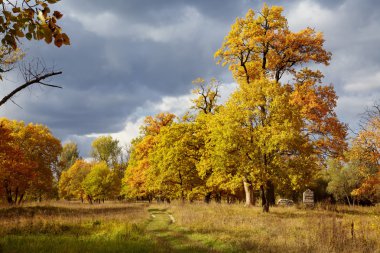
(261, 185), (270, 212)
(204, 192), (212, 203)
(267, 180), (275, 206)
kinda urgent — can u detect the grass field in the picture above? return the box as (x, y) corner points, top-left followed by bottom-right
(0, 201), (378, 253)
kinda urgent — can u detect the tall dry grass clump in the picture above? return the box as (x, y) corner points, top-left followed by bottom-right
(168, 202), (380, 253)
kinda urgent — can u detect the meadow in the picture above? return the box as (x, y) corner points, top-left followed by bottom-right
(0, 201), (378, 253)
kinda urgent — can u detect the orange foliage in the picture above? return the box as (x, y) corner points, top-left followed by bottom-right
(123, 113), (176, 199)
(0, 118), (62, 204)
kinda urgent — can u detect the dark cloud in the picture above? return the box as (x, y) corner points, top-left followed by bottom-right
(1, 0), (379, 156)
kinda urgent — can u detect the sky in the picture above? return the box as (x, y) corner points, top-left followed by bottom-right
(1, 0), (379, 157)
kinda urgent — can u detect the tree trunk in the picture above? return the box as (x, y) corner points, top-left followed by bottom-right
(7, 194), (13, 204)
(345, 194), (351, 206)
(204, 192), (212, 204)
(215, 192), (222, 203)
(267, 180), (275, 206)
(15, 187), (19, 204)
(243, 179), (255, 206)
(181, 190), (185, 203)
(18, 193), (24, 205)
(87, 195), (93, 204)
(6, 188), (13, 204)
(261, 185), (269, 212)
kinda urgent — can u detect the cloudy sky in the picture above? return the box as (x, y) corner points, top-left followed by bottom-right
(1, 0), (379, 157)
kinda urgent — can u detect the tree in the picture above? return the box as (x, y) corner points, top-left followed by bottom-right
(148, 121), (204, 202)
(0, 0), (69, 107)
(213, 5), (346, 211)
(90, 136), (122, 167)
(56, 141), (80, 180)
(0, 121), (32, 204)
(59, 159), (91, 202)
(0, 118), (62, 203)
(215, 4), (330, 84)
(90, 136), (121, 166)
(191, 78), (220, 114)
(0, 0), (69, 50)
(326, 158), (362, 206)
(82, 161), (120, 203)
(189, 78), (229, 203)
(349, 103), (380, 203)
(122, 113), (176, 201)
(206, 77), (319, 209)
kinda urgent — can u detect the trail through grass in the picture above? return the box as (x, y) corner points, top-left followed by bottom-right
(0, 202), (378, 253)
(146, 208), (214, 253)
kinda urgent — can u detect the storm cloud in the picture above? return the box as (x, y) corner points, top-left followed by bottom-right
(1, 0), (379, 156)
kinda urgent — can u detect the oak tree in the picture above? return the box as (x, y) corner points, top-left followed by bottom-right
(214, 5), (346, 211)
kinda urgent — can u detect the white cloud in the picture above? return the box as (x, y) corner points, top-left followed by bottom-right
(286, 1), (334, 31)
(82, 82), (237, 148)
(344, 71), (380, 92)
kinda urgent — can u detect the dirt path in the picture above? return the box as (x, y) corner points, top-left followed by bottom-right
(146, 208), (216, 253)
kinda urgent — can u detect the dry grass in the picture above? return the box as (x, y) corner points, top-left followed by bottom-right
(0, 201), (148, 235)
(0, 201), (168, 253)
(166, 202), (380, 253)
(0, 201), (379, 253)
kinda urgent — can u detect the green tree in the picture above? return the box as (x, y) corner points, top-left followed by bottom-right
(82, 162), (120, 203)
(326, 159), (362, 206)
(91, 136), (122, 167)
(56, 141), (80, 180)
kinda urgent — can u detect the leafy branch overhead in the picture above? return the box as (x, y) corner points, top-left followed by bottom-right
(0, 0), (70, 108)
(0, 0), (69, 50)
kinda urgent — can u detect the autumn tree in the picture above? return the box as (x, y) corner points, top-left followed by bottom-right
(122, 113), (176, 201)
(0, 0), (69, 107)
(349, 103), (380, 203)
(213, 5), (346, 211)
(0, 121), (32, 204)
(326, 158), (362, 205)
(206, 78), (320, 209)
(215, 4), (330, 84)
(59, 159), (91, 202)
(56, 141), (80, 180)
(82, 161), (120, 203)
(0, 118), (61, 203)
(91, 136), (122, 167)
(190, 78), (228, 203)
(191, 78), (220, 114)
(148, 121), (204, 202)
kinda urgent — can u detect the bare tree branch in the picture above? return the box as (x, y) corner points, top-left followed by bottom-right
(0, 71), (62, 107)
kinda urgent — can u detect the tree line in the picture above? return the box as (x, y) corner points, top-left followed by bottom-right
(0, 5), (378, 211)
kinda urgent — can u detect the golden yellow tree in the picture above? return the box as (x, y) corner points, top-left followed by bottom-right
(122, 113), (176, 201)
(59, 160), (91, 202)
(148, 121), (204, 202)
(350, 104), (380, 203)
(214, 5), (346, 211)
